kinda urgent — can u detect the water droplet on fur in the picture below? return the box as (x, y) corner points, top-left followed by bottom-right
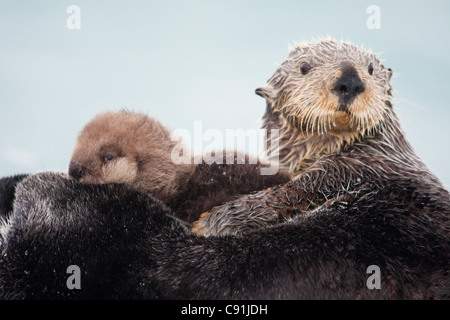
(24, 250), (28, 256)
(24, 270), (30, 275)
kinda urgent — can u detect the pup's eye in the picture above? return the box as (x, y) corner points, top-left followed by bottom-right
(368, 63), (374, 75)
(300, 62), (311, 75)
(104, 155), (114, 162)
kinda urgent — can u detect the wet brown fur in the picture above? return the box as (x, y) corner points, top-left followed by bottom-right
(192, 39), (450, 237)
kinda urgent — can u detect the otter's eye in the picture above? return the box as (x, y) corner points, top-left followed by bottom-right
(300, 62), (311, 75)
(104, 155), (114, 162)
(368, 63), (374, 75)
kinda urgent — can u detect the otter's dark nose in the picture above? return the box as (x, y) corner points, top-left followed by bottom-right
(69, 162), (84, 180)
(332, 66), (365, 110)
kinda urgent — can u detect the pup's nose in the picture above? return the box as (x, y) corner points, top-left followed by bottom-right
(69, 162), (84, 180)
(332, 66), (365, 109)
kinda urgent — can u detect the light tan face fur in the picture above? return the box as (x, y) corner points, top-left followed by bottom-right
(69, 110), (184, 199)
(258, 39), (394, 174)
(259, 39), (393, 138)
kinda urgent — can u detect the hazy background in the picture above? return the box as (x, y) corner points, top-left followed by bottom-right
(1, 0), (449, 189)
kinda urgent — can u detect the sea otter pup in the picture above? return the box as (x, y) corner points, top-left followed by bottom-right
(68, 110), (289, 223)
(193, 38), (450, 236)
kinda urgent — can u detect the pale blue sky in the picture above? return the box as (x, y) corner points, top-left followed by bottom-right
(1, 0), (449, 188)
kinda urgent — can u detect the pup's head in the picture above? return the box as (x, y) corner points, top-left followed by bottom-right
(257, 38), (393, 137)
(68, 110), (181, 198)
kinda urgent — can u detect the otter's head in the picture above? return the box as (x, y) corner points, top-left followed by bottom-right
(257, 39), (394, 173)
(68, 110), (181, 199)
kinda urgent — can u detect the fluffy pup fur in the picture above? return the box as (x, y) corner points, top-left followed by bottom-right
(68, 110), (290, 223)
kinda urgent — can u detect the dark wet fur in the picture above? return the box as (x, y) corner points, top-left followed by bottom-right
(0, 172), (448, 299)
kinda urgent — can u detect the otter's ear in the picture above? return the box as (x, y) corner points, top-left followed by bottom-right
(387, 68), (393, 82)
(255, 85), (276, 102)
